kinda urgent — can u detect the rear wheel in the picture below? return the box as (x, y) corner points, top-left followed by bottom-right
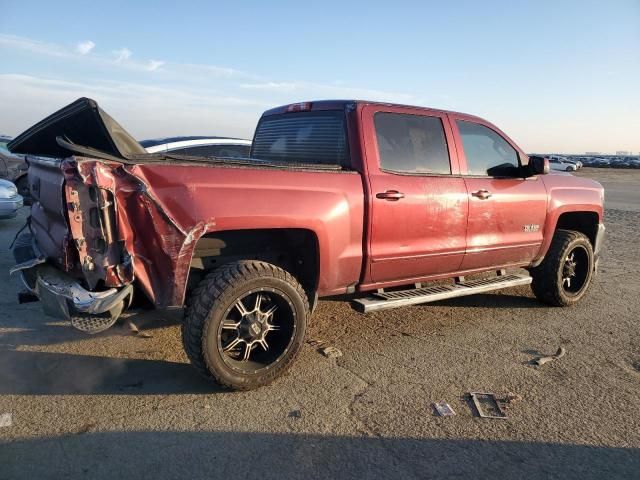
(182, 260), (309, 390)
(529, 229), (594, 306)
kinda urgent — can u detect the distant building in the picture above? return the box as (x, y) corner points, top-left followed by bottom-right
(616, 151), (631, 156)
(585, 152), (601, 155)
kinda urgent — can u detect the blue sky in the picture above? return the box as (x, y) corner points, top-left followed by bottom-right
(0, 0), (638, 153)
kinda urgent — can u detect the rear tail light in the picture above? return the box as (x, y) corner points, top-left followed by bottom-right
(285, 102), (312, 112)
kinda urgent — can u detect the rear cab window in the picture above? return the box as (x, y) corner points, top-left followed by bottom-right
(251, 111), (349, 167)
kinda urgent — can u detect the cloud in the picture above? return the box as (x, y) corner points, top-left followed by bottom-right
(0, 73), (267, 139)
(113, 47), (132, 63)
(75, 40), (95, 55)
(146, 60), (165, 71)
(0, 34), (69, 58)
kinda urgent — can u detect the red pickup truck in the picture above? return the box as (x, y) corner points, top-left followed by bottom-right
(9, 98), (605, 390)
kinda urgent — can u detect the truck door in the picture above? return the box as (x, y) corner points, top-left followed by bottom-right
(449, 116), (548, 270)
(362, 105), (468, 286)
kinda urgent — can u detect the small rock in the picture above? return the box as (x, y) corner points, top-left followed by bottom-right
(288, 409), (301, 419)
(319, 346), (343, 358)
(204, 404), (211, 410)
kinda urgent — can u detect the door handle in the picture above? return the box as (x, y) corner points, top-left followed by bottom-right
(471, 189), (492, 200)
(376, 190), (405, 201)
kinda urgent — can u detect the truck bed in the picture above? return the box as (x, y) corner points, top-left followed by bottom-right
(24, 154), (365, 307)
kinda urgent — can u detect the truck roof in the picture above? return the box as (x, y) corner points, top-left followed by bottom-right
(262, 100), (484, 122)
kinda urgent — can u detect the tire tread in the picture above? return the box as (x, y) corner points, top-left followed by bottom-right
(182, 260), (309, 390)
(530, 229), (592, 306)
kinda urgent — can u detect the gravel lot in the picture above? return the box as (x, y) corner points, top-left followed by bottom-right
(1, 168), (638, 479)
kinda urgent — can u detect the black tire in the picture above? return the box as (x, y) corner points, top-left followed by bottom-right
(182, 260), (309, 390)
(529, 229), (594, 306)
(565, 166), (573, 172)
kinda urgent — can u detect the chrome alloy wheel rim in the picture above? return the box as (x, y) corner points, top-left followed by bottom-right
(562, 245), (590, 296)
(217, 288), (296, 373)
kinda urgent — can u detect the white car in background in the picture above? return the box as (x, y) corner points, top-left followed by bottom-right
(140, 136), (252, 158)
(548, 155), (578, 172)
(0, 178), (23, 219)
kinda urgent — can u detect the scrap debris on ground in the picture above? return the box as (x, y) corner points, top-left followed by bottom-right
(127, 319), (153, 338)
(532, 346), (566, 366)
(319, 346), (343, 358)
(432, 400), (456, 417)
(307, 338), (343, 358)
(469, 392), (508, 419)
(0, 413), (12, 427)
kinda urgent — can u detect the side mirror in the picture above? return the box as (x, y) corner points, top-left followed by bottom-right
(527, 156), (549, 176)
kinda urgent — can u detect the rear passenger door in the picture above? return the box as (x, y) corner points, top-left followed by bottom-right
(362, 106), (469, 286)
(449, 116), (548, 270)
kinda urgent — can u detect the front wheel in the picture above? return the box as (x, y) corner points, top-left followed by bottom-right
(182, 260), (309, 390)
(529, 229), (594, 306)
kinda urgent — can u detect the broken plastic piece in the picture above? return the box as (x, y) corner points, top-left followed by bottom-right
(533, 346), (566, 366)
(469, 392), (508, 419)
(432, 401), (456, 417)
(0, 413), (13, 427)
(128, 319), (153, 338)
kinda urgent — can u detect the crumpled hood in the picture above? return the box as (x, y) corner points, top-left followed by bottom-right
(7, 97), (146, 159)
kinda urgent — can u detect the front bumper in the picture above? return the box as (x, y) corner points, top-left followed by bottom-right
(0, 194), (23, 219)
(11, 233), (132, 321)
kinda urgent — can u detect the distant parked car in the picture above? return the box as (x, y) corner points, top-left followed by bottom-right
(0, 137), (29, 198)
(0, 178), (23, 219)
(566, 159), (583, 169)
(548, 155), (582, 170)
(548, 156), (577, 172)
(140, 136), (252, 158)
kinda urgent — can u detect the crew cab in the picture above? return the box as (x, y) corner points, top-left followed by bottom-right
(9, 98), (605, 390)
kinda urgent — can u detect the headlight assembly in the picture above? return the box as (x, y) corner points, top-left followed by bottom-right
(0, 184), (18, 199)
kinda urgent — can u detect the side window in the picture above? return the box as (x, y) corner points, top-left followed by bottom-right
(374, 112), (451, 174)
(456, 121), (520, 176)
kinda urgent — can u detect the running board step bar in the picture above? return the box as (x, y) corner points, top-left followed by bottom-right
(352, 273), (532, 313)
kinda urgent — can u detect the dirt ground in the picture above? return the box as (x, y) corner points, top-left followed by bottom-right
(1, 168), (638, 479)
